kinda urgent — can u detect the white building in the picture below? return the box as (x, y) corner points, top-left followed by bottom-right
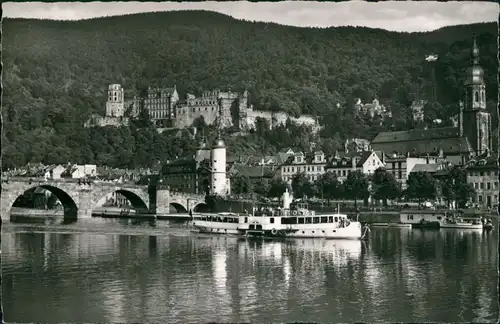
(280, 151), (328, 183)
(42, 165), (66, 180)
(325, 150), (385, 182)
(384, 153), (439, 189)
(61, 164), (97, 179)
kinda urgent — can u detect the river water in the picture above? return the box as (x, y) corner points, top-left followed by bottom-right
(2, 217), (499, 323)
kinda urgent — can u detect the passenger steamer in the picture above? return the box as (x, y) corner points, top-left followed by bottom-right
(192, 189), (370, 240)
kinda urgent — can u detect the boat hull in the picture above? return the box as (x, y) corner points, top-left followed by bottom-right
(441, 223), (483, 229)
(192, 221), (366, 240)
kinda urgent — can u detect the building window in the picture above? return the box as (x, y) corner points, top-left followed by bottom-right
(487, 182), (491, 190)
(480, 183), (484, 190)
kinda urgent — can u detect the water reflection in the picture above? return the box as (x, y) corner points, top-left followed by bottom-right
(2, 220), (498, 323)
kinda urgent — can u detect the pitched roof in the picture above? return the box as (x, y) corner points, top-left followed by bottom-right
(410, 163), (441, 173)
(230, 164), (276, 178)
(356, 151), (375, 167)
(372, 127), (460, 143)
(371, 127), (474, 156)
(465, 153), (498, 170)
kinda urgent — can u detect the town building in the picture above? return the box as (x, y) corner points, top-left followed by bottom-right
(355, 98), (392, 119)
(228, 164), (278, 188)
(465, 152), (498, 208)
(371, 37), (492, 163)
(325, 150), (384, 183)
(36, 165), (65, 180)
(383, 153), (441, 189)
(280, 151), (328, 183)
(160, 136), (230, 197)
(61, 164), (97, 179)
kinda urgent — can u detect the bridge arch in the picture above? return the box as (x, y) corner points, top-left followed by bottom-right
(8, 184), (79, 219)
(93, 188), (149, 212)
(169, 203), (188, 213)
(192, 202), (210, 213)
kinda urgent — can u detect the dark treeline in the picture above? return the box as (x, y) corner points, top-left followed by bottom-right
(2, 11), (498, 169)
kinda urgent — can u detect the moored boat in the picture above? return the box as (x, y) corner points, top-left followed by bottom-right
(372, 222), (412, 228)
(192, 189), (370, 240)
(440, 219), (483, 230)
(399, 209), (445, 229)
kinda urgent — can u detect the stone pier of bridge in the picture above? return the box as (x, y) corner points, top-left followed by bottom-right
(0, 179), (207, 222)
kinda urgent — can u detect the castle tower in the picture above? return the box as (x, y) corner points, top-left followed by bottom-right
(210, 132), (227, 197)
(105, 84), (125, 118)
(461, 36), (491, 155)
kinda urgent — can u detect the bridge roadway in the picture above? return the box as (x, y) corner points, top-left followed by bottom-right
(0, 177), (206, 222)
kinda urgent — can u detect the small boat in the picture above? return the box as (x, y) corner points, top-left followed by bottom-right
(441, 214), (483, 230)
(440, 221), (483, 229)
(372, 222), (412, 228)
(192, 189), (370, 240)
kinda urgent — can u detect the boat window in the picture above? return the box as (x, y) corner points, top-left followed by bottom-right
(223, 217), (228, 223)
(244, 217), (248, 223)
(256, 225), (262, 230)
(334, 216), (338, 222)
(437, 216), (442, 220)
(321, 216), (327, 223)
(292, 217), (297, 224)
(298, 217), (305, 224)
(328, 216), (333, 223)
(407, 214), (414, 220)
(306, 217), (312, 224)
(313, 217), (320, 224)
(270, 217), (275, 224)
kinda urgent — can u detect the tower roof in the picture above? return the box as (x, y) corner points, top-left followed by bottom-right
(212, 137), (226, 149)
(464, 35), (485, 86)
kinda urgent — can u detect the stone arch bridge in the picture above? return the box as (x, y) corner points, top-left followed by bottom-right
(0, 178), (207, 222)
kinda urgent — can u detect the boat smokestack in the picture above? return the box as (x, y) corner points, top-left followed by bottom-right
(283, 188), (291, 209)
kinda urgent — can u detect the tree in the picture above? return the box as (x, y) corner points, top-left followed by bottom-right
(267, 179), (290, 199)
(291, 172), (313, 199)
(253, 178), (271, 197)
(371, 167), (401, 207)
(231, 174), (252, 195)
(439, 166), (476, 208)
(343, 170), (369, 208)
(315, 172), (341, 203)
(405, 171), (437, 204)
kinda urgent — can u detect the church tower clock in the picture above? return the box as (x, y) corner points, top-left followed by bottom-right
(461, 36), (491, 155)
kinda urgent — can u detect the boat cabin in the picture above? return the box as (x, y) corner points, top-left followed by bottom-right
(400, 209), (446, 225)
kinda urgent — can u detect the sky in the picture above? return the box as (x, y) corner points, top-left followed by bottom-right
(2, 1), (499, 33)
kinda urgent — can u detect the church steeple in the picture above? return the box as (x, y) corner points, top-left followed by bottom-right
(472, 34), (480, 65)
(464, 35), (486, 111)
(461, 35), (491, 156)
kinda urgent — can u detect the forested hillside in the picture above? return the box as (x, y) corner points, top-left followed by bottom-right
(1, 11), (498, 169)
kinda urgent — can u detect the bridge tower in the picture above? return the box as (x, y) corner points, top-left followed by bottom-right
(211, 133), (228, 197)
